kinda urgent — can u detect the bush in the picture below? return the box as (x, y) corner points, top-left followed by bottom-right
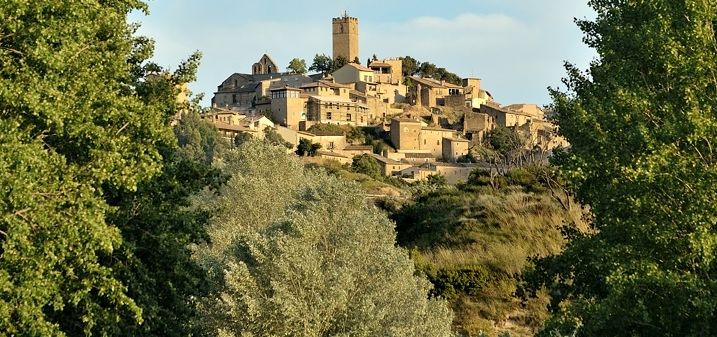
(351, 154), (381, 178)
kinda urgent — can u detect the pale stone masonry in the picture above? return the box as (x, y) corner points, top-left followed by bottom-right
(332, 14), (359, 62)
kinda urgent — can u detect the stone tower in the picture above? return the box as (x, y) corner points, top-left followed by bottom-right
(332, 13), (359, 62)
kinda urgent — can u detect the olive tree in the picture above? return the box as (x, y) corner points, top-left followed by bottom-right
(193, 141), (453, 337)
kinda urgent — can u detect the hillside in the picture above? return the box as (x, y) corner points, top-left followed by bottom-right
(380, 167), (587, 337)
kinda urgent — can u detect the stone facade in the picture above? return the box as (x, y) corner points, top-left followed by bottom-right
(410, 76), (464, 108)
(332, 63), (375, 84)
(332, 14), (359, 62)
(464, 110), (496, 142)
(306, 95), (369, 127)
(390, 118), (422, 151)
(252, 54), (279, 75)
(442, 137), (470, 162)
(419, 127), (459, 158)
(270, 87), (307, 129)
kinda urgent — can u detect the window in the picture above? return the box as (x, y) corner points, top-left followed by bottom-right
(327, 112), (332, 120)
(232, 94), (237, 104)
(347, 113), (352, 121)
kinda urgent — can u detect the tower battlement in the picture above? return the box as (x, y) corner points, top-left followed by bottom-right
(332, 14), (359, 61)
(332, 16), (359, 23)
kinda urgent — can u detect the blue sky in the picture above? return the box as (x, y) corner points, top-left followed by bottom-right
(130, 1), (596, 107)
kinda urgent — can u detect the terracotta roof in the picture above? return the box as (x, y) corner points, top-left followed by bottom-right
(212, 121), (253, 132)
(368, 62), (392, 68)
(317, 151), (350, 158)
(421, 126), (457, 132)
(391, 117), (421, 123)
(269, 85), (302, 91)
(370, 154), (406, 165)
(300, 80), (352, 89)
(404, 152), (436, 158)
(344, 63), (374, 72)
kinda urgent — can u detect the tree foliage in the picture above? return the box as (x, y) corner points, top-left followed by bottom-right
(351, 154), (381, 178)
(332, 55), (349, 72)
(287, 58), (307, 74)
(0, 2), (214, 335)
(309, 53), (333, 75)
(193, 141), (454, 337)
(296, 138), (322, 156)
(530, 1), (717, 336)
(263, 126), (293, 149)
(400, 56), (421, 77)
(400, 56), (462, 85)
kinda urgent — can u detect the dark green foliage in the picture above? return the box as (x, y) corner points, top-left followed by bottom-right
(296, 138), (321, 156)
(234, 132), (253, 147)
(103, 146), (225, 337)
(488, 126), (524, 158)
(332, 55), (349, 72)
(351, 154), (381, 178)
(531, 1), (717, 336)
(0, 1), (187, 334)
(419, 263), (490, 301)
(425, 174), (448, 186)
(400, 56), (421, 77)
(263, 127), (293, 149)
(175, 111), (227, 165)
(307, 123), (346, 136)
(309, 53), (333, 75)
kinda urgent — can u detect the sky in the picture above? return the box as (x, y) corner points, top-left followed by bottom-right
(130, 0), (597, 107)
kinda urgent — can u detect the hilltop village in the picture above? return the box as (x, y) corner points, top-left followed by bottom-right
(203, 14), (566, 184)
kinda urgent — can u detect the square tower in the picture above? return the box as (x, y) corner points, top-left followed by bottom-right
(332, 14), (359, 62)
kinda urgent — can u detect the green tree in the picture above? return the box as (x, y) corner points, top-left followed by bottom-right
(425, 174), (448, 186)
(0, 1), (186, 335)
(263, 126), (293, 149)
(419, 62), (438, 78)
(309, 53), (333, 75)
(175, 111), (228, 165)
(332, 55), (349, 72)
(530, 1), (717, 336)
(351, 154), (381, 178)
(193, 142), (454, 337)
(234, 131), (253, 147)
(287, 58), (307, 74)
(296, 138), (322, 156)
(400, 56), (421, 77)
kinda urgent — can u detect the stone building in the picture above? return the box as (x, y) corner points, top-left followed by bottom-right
(306, 95), (370, 127)
(480, 103), (544, 128)
(390, 118), (463, 159)
(442, 137), (470, 162)
(410, 76), (464, 109)
(463, 78), (494, 108)
(252, 54), (279, 75)
(211, 56), (312, 111)
(332, 13), (359, 62)
(332, 63), (375, 85)
(464, 110), (496, 142)
(368, 59), (406, 104)
(390, 118), (422, 151)
(270, 86), (307, 129)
